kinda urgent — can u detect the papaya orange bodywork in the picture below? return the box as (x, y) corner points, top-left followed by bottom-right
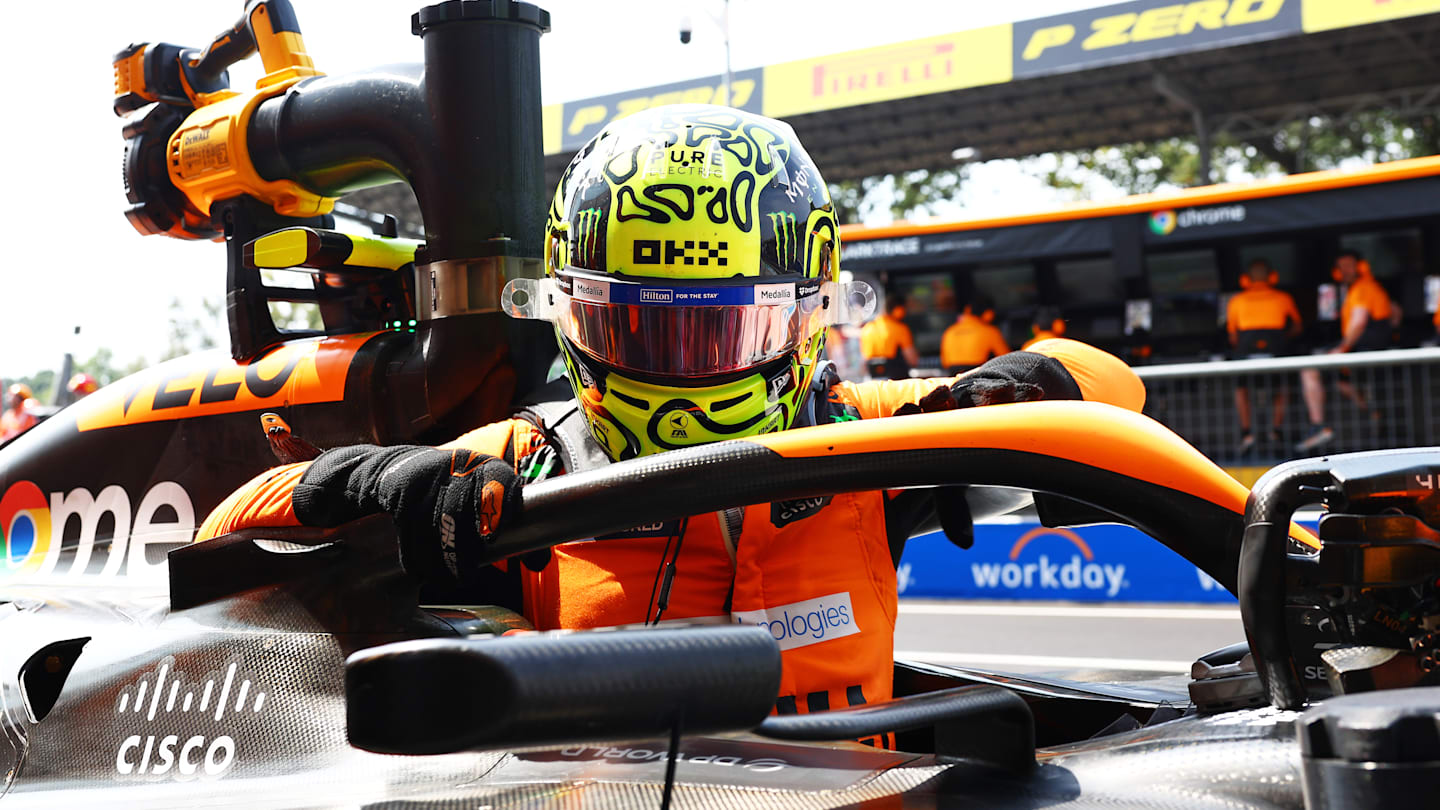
(74, 333), (375, 432)
(749, 401), (1319, 549)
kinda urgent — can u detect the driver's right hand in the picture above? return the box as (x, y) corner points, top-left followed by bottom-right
(293, 446), (522, 582)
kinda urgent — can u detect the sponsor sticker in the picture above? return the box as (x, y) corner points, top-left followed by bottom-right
(770, 495), (832, 528)
(733, 592), (859, 651)
(113, 655), (269, 780)
(968, 528), (1128, 598)
(1, 480), (194, 582)
(573, 277), (611, 303)
(754, 284), (796, 305)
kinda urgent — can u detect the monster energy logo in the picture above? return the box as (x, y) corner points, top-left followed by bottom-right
(574, 208), (602, 268)
(768, 211), (799, 271)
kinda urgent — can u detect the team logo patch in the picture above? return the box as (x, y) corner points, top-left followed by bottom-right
(770, 495), (833, 528)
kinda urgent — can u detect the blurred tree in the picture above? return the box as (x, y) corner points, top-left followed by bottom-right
(1039, 111), (1440, 195)
(827, 110), (1440, 221)
(162, 297), (222, 361)
(831, 166), (972, 224)
(267, 300), (325, 331)
(12, 370), (55, 404)
(74, 347), (149, 386)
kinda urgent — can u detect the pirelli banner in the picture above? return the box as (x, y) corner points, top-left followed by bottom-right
(1013, 0), (1300, 78)
(543, 0), (1440, 156)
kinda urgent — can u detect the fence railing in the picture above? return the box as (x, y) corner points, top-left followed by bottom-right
(1134, 347), (1440, 468)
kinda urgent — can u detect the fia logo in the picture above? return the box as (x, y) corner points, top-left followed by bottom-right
(113, 655), (269, 779)
(668, 411), (690, 438)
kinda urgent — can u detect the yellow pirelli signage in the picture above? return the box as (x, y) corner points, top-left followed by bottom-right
(762, 26), (1013, 119)
(539, 0), (1440, 157)
(1303, 0), (1440, 31)
(1014, 0), (1300, 77)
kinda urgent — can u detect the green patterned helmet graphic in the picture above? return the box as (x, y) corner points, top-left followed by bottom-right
(546, 104), (838, 281)
(510, 104), (872, 461)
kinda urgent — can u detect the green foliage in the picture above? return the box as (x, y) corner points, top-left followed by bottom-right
(827, 110), (1440, 220)
(162, 297), (222, 362)
(831, 166), (972, 225)
(267, 301), (325, 331)
(11, 370), (55, 404)
(1038, 111), (1440, 195)
(74, 348), (148, 386)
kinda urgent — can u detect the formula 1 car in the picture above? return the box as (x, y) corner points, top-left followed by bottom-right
(4, 401), (1440, 808)
(3, 1), (1439, 807)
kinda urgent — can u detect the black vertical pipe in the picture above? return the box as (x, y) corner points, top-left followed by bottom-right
(411, 2), (551, 261)
(413, 3), (556, 398)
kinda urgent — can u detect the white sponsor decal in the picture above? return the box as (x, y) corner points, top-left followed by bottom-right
(923, 238), (984, 253)
(970, 554), (1128, 598)
(732, 592), (859, 651)
(2, 481), (195, 581)
(896, 562), (914, 595)
(573, 277), (610, 302)
(753, 283), (796, 305)
(558, 745), (788, 773)
(843, 237), (921, 260)
(1178, 204), (1246, 228)
(767, 368), (793, 401)
(113, 656), (269, 780)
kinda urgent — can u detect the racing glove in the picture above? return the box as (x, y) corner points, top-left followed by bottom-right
(894, 351), (1084, 548)
(291, 445), (522, 583)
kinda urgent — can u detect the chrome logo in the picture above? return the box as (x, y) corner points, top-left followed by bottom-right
(1, 480), (51, 574)
(1148, 209), (1177, 236)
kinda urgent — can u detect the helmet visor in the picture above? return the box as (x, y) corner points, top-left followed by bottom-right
(504, 268), (875, 376)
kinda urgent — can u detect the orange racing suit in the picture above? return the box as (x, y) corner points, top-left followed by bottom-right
(200, 339), (1144, 735)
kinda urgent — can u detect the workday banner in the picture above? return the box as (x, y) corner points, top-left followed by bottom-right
(896, 522), (1236, 603)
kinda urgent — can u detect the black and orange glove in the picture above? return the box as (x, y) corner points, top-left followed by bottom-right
(292, 445), (522, 583)
(894, 351), (1083, 548)
(895, 351), (1080, 416)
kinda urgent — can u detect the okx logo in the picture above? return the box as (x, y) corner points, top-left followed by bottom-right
(113, 655), (270, 780)
(970, 528), (1128, 598)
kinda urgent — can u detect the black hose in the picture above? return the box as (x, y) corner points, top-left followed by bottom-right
(757, 683), (1025, 741)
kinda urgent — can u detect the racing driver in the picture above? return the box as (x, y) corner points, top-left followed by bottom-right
(199, 105), (1146, 737)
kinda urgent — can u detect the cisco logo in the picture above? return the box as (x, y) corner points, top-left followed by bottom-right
(640, 288), (674, 303)
(113, 656), (269, 779)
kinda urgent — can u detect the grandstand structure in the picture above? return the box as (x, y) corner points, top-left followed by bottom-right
(346, 0), (1440, 232)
